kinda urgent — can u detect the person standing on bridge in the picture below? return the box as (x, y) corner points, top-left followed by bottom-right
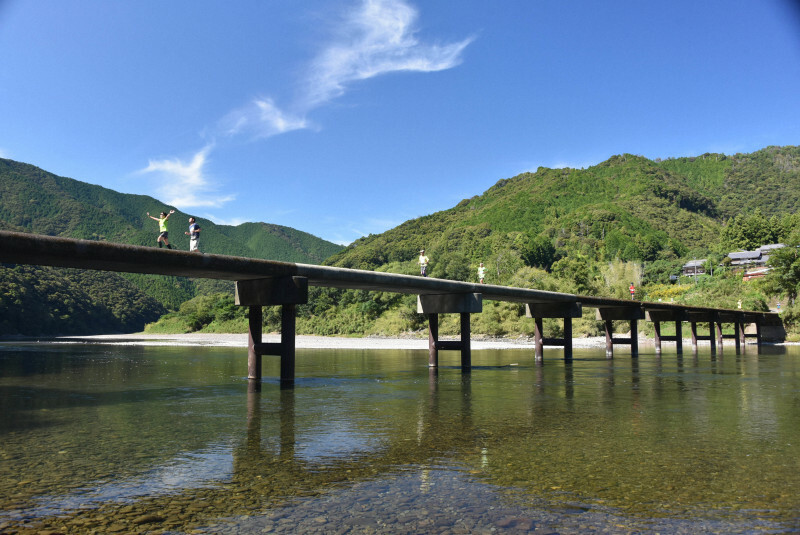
(147, 209), (175, 249)
(418, 249), (430, 277)
(185, 217), (201, 252)
(478, 262), (486, 284)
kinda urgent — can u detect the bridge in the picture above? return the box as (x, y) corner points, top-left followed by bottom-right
(0, 230), (784, 388)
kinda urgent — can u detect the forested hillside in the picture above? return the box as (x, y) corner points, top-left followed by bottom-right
(326, 147), (800, 277)
(0, 158), (343, 333)
(0, 265), (165, 335)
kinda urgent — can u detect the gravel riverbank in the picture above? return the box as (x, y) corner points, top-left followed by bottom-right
(47, 332), (614, 350)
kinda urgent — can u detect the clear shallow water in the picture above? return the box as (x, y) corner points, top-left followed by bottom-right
(0, 342), (798, 533)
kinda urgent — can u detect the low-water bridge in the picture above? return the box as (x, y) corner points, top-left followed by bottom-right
(0, 231), (784, 388)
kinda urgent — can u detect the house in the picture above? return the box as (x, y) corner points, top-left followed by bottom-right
(681, 259), (706, 276)
(680, 244), (786, 280)
(728, 250), (761, 268)
(728, 243), (785, 280)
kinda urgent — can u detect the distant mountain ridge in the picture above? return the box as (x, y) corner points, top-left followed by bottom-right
(0, 158), (343, 263)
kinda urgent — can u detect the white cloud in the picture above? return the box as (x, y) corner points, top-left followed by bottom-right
(220, 0), (473, 139)
(303, 0), (473, 109)
(0, 148), (9, 158)
(139, 145), (235, 209)
(219, 97), (310, 140)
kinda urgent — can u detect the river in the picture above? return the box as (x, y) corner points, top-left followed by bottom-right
(1, 341), (798, 533)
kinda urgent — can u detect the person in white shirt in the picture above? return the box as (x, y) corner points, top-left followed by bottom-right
(418, 249), (429, 277)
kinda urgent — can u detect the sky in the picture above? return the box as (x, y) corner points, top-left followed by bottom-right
(1, 0), (799, 245)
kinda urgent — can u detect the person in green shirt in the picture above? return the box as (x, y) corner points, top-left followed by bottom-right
(147, 209), (175, 249)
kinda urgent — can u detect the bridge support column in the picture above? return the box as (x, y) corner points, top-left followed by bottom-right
(688, 312), (718, 354)
(733, 319), (744, 353)
(596, 306), (645, 358)
(718, 312), (748, 354)
(418, 293), (482, 371)
(709, 321), (717, 353)
(525, 302), (581, 362)
(645, 308), (688, 355)
(236, 277), (308, 390)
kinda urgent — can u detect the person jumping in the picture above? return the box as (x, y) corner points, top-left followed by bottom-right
(147, 209), (175, 249)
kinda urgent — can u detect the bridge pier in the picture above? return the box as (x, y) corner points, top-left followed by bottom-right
(417, 293), (482, 370)
(645, 308), (687, 355)
(717, 312), (745, 353)
(596, 306), (645, 358)
(235, 276), (308, 390)
(688, 311), (718, 353)
(525, 302), (581, 362)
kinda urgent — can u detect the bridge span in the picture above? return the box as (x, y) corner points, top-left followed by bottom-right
(0, 230), (784, 388)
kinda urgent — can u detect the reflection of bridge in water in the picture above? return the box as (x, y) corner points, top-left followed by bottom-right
(0, 230), (785, 387)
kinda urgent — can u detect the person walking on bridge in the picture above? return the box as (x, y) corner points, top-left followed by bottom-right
(418, 249), (430, 277)
(147, 209), (175, 249)
(185, 217), (201, 252)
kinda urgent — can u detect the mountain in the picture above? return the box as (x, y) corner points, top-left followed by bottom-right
(0, 158), (343, 263)
(325, 146), (800, 279)
(0, 158), (344, 333)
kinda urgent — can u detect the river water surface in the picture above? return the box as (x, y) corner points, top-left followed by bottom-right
(0, 341), (798, 533)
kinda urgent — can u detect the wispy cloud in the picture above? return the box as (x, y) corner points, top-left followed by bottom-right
(223, 0), (474, 139)
(219, 97), (310, 139)
(301, 0), (474, 110)
(139, 145), (235, 209)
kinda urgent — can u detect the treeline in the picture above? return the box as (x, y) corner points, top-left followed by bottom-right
(0, 264), (166, 335)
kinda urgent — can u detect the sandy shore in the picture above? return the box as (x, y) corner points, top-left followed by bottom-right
(45, 332), (615, 350)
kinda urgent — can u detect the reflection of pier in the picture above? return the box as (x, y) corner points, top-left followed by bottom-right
(0, 231), (785, 388)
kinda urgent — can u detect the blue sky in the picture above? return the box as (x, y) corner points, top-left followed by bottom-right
(1, 0), (799, 245)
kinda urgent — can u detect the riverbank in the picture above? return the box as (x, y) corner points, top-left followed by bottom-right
(21, 332), (762, 350)
(38, 332), (616, 350)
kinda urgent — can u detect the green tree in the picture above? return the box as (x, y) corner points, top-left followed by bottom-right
(518, 234), (557, 269)
(763, 246), (800, 302)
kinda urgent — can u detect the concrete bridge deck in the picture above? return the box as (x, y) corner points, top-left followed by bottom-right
(0, 230), (784, 387)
